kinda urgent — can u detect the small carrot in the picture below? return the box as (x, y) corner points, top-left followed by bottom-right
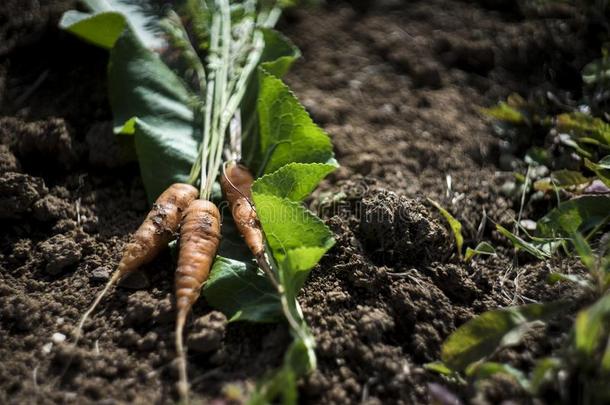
(75, 183), (198, 342)
(220, 161), (264, 256)
(220, 161), (279, 287)
(174, 199), (222, 401)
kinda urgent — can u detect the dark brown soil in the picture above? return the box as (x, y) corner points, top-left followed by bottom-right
(0, 1), (594, 404)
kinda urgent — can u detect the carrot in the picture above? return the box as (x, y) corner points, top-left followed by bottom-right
(174, 199), (222, 402)
(220, 161), (265, 255)
(75, 183), (198, 342)
(220, 161), (281, 285)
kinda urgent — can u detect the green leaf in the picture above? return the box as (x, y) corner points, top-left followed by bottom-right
(534, 169), (592, 192)
(424, 362), (454, 376)
(203, 256), (282, 323)
(108, 29), (199, 201)
(59, 0), (163, 50)
(428, 198), (464, 259)
(480, 102), (525, 124)
(585, 157), (610, 188)
(466, 362), (529, 390)
(252, 193), (335, 264)
(571, 232), (596, 273)
(441, 302), (563, 371)
(547, 272), (592, 289)
(574, 293), (610, 356)
(553, 170), (590, 188)
(260, 28), (301, 78)
(252, 162), (337, 201)
(601, 336), (610, 373)
(530, 357), (561, 394)
(257, 69), (334, 174)
(248, 339), (307, 405)
(537, 196), (610, 238)
(60, 11), (127, 49)
(556, 113), (610, 147)
(583, 56), (610, 86)
(464, 242), (496, 262)
(250, 171), (335, 403)
(496, 224), (550, 259)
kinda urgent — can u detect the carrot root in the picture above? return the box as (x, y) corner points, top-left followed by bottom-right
(74, 271), (121, 345)
(175, 312), (189, 403)
(221, 161), (265, 257)
(174, 199), (222, 403)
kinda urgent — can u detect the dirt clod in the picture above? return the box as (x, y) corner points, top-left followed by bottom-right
(125, 291), (156, 326)
(32, 194), (73, 222)
(0, 145), (20, 173)
(187, 311), (228, 353)
(37, 234), (82, 275)
(0, 117), (77, 169)
(0, 171), (47, 218)
(358, 189), (450, 265)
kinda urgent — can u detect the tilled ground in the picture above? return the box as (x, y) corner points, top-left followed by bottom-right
(0, 1), (593, 404)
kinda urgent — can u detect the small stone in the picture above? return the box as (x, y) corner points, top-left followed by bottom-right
(42, 342), (53, 354)
(52, 332), (66, 344)
(90, 267), (110, 282)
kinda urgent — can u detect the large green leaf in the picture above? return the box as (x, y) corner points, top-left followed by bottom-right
(203, 256), (282, 323)
(257, 69), (334, 174)
(252, 193), (335, 263)
(441, 302), (563, 371)
(537, 196), (610, 238)
(241, 29), (302, 171)
(260, 28), (301, 78)
(108, 29), (199, 201)
(59, 0), (163, 50)
(252, 162), (337, 201)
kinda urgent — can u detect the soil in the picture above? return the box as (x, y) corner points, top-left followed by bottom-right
(0, 1), (596, 404)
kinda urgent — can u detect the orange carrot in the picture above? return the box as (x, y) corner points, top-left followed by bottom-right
(174, 199), (222, 401)
(75, 183), (198, 342)
(220, 161), (281, 290)
(220, 161), (264, 257)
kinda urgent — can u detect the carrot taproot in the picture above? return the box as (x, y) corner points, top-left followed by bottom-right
(75, 183), (198, 342)
(174, 199), (222, 401)
(220, 161), (264, 256)
(220, 161), (281, 290)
